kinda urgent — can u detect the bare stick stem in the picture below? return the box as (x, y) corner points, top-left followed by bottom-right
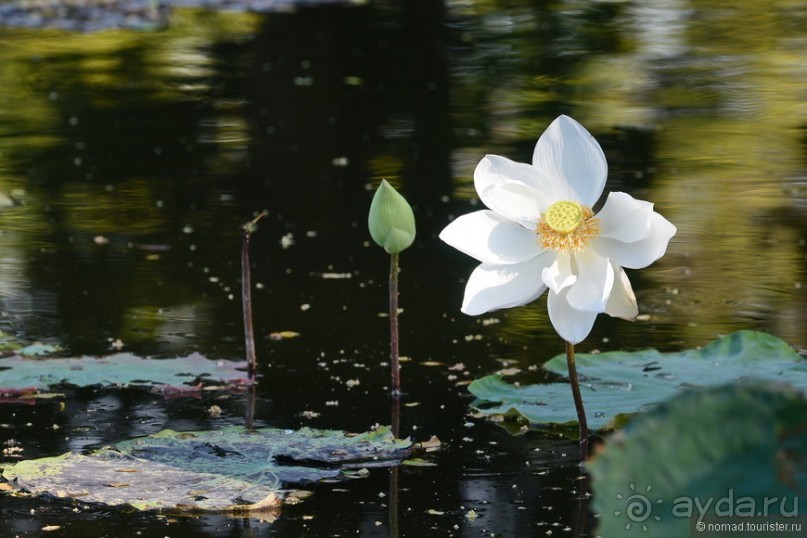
(241, 210), (268, 381)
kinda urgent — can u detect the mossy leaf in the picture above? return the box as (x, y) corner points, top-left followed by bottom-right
(2, 426), (413, 512)
(2, 449), (280, 512)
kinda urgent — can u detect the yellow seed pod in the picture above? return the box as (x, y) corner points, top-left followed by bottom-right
(544, 201), (584, 234)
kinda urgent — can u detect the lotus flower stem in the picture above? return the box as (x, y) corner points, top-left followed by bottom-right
(565, 341), (589, 463)
(367, 179), (414, 398)
(389, 388), (401, 535)
(389, 253), (401, 397)
(245, 384), (256, 432)
(241, 210), (268, 381)
(574, 474), (591, 537)
(389, 465), (400, 537)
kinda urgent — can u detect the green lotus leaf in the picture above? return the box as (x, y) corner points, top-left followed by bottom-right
(2, 425), (414, 512)
(0, 352), (249, 391)
(589, 382), (807, 537)
(469, 331), (807, 429)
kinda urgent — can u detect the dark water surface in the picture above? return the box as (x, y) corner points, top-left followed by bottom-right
(0, 1), (805, 536)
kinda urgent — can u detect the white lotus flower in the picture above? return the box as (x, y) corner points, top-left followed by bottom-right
(440, 115), (676, 344)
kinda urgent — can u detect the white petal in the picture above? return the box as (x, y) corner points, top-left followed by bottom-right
(566, 250), (614, 313)
(592, 211), (677, 269)
(474, 155), (550, 227)
(475, 154), (549, 195)
(460, 253), (555, 315)
(439, 210), (540, 264)
(604, 264), (638, 320)
(532, 115), (607, 206)
(596, 192), (653, 242)
(547, 288), (598, 344)
(542, 254), (576, 294)
(481, 182), (545, 229)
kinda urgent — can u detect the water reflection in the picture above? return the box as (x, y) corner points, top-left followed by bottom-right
(0, 0), (805, 535)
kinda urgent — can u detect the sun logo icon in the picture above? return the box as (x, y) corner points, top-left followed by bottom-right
(613, 483), (663, 531)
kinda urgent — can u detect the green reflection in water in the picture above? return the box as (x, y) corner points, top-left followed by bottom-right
(0, 1), (803, 360)
(0, 2), (803, 536)
(0, 9), (261, 352)
(443, 0), (807, 354)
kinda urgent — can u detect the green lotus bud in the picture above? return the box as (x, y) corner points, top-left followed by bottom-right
(368, 179), (416, 254)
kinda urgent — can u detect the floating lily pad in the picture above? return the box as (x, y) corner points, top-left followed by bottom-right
(468, 331), (807, 429)
(589, 382), (807, 537)
(2, 426), (414, 512)
(0, 352), (249, 392)
(2, 449), (280, 512)
(116, 426), (414, 484)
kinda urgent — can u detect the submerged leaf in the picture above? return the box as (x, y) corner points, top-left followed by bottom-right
(469, 331), (807, 429)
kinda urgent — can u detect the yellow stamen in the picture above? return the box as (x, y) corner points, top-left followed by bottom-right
(537, 201), (599, 252)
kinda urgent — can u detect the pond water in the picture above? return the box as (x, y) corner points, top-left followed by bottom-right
(0, 1), (806, 536)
